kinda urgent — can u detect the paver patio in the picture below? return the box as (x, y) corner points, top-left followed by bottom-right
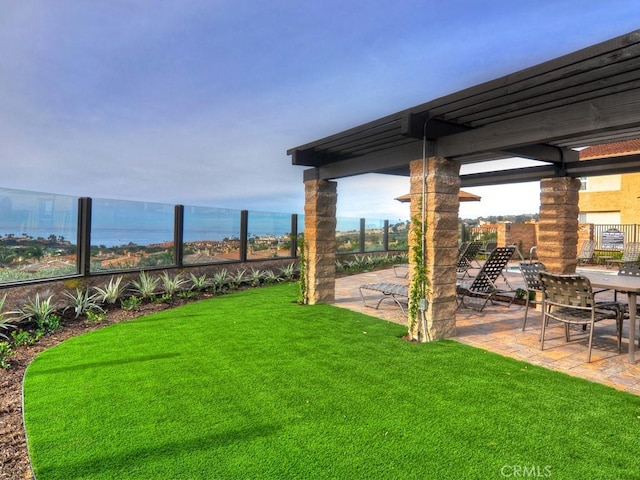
(335, 264), (640, 395)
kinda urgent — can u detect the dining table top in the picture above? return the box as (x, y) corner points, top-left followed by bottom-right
(583, 271), (640, 293)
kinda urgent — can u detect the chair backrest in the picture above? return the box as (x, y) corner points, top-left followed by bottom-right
(519, 261), (546, 291)
(577, 240), (596, 260)
(467, 246), (516, 293)
(620, 242), (640, 262)
(482, 241), (497, 253)
(538, 272), (595, 308)
(618, 263), (640, 277)
(457, 240), (483, 270)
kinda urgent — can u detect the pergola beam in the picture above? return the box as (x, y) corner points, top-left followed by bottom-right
(436, 88), (640, 159)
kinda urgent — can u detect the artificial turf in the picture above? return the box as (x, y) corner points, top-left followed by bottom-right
(23, 283), (640, 479)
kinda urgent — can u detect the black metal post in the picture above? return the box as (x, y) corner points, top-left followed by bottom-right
(383, 219), (389, 251)
(76, 197), (92, 278)
(359, 218), (366, 253)
(240, 210), (248, 262)
(290, 214), (298, 258)
(174, 205), (184, 267)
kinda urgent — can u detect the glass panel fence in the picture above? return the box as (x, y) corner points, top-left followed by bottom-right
(388, 220), (409, 250)
(0, 187), (78, 282)
(364, 219), (386, 252)
(90, 198), (175, 272)
(183, 206), (241, 264)
(336, 217), (360, 253)
(247, 211), (293, 260)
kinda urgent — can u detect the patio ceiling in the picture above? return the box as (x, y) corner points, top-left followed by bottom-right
(288, 30), (640, 188)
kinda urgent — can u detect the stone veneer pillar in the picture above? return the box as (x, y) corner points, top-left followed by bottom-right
(303, 179), (337, 304)
(537, 177), (581, 274)
(408, 157), (459, 341)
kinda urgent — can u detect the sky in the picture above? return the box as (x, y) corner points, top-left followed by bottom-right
(1, 1), (639, 221)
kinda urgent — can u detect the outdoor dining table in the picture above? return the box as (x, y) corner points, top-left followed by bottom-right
(583, 272), (640, 363)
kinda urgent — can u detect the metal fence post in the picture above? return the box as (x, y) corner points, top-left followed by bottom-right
(383, 220), (389, 251)
(359, 218), (365, 253)
(76, 197), (92, 278)
(174, 205), (184, 267)
(290, 214), (298, 258)
(240, 210), (248, 262)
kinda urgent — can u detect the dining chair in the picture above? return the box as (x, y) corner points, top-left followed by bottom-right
(519, 261), (546, 331)
(539, 272), (623, 363)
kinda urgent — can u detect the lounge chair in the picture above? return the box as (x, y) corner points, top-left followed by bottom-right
(359, 282), (409, 314)
(576, 240), (596, 265)
(539, 272), (623, 363)
(456, 240), (484, 278)
(456, 246), (517, 311)
(606, 242), (640, 269)
(478, 241), (497, 259)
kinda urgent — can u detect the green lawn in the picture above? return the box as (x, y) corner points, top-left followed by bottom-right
(24, 283), (640, 479)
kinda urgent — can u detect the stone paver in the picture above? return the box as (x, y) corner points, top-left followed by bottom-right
(335, 265), (640, 395)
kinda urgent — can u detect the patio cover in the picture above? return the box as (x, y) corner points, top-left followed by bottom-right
(288, 30), (640, 185)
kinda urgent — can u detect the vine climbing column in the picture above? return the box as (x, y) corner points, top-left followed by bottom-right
(408, 157), (460, 341)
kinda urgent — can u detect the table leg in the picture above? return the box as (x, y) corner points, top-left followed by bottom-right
(628, 292), (637, 363)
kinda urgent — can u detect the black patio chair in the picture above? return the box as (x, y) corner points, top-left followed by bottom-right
(456, 246), (517, 311)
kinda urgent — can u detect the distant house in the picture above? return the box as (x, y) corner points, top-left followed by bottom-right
(578, 139), (640, 225)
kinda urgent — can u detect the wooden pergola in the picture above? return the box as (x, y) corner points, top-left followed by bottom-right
(288, 30), (640, 341)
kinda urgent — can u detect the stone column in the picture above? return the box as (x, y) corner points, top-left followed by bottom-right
(538, 177), (581, 273)
(408, 157), (460, 341)
(303, 179), (337, 304)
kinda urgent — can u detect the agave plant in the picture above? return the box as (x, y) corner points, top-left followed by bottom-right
(189, 272), (212, 292)
(279, 263), (296, 281)
(227, 269), (246, 290)
(160, 271), (188, 297)
(94, 276), (124, 305)
(0, 295), (18, 340)
(130, 271), (159, 301)
(18, 293), (59, 333)
(248, 268), (264, 287)
(211, 269), (228, 294)
(63, 288), (105, 319)
(262, 269), (280, 284)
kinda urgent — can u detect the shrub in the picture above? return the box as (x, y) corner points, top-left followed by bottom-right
(86, 310), (107, 323)
(11, 329), (35, 347)
(0, 341), (13, 369)
(121, 296), (142, 311)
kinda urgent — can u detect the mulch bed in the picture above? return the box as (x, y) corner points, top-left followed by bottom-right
(0, 300), (187, 480)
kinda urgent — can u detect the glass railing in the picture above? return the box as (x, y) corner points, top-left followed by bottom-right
(0, 187), (78, 282)
(91, 198), (175, 272)
(0, 187), (405, 285)
(183, 206), (242, 264)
